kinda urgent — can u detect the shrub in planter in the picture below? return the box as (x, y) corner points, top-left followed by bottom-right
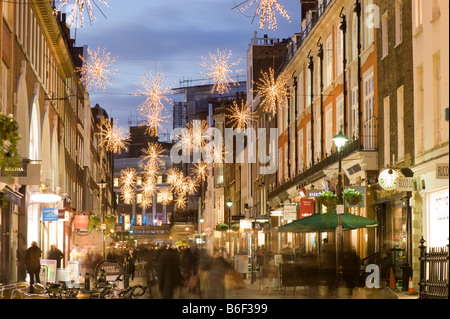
(231, 224), (240, 232)
(343, 188), (363, 205)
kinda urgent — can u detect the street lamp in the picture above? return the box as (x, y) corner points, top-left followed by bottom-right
(332, 128), (349, 286)
(226, 200), (233, 256)
(98, 179), (107, 260)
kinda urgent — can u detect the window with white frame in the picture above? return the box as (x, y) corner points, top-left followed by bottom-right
(314, 103), (321, 161)
(383, 96), (390, 167)
(395, 0), (403, 45)
(278, 147), (283, 184)
(352, 13), (359, 61)
(298, 129), (304, 173)
(432, 0), (440, 19)
(336, 26), (343, 76)
(397, 86), (405, 161)
(325, 35), (333, 87)
(1, 62), (8, 114)
(351, 87), (359, 140)
(414, 0), (423, 31)
(284, 144), (289, 180)
(363, 74), (375, 149)
(364, 0), (375, 48)
(298, 70), (304, 115)
(306, 68), (311, 107)
(325, 107), (333, 155)
(382, 11), (389, 57)
(306, 123), (311, 168)
(336, 97), (344, 135)
(433, 52), (442, 145)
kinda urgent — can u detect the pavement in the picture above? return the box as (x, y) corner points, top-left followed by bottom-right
(129, 275), (419, 300)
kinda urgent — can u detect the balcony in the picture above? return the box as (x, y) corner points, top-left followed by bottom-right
(268, 129), (378, 200)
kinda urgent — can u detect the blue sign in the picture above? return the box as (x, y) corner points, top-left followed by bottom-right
(42, 208), (58, 221)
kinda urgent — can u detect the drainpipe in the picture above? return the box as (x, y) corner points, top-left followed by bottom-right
(308, 52), (314, 167)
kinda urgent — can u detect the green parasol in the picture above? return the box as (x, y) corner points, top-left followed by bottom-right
(278, 210), (378, 233)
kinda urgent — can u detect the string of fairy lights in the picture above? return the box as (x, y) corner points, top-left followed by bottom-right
(47, 0), (293, 213)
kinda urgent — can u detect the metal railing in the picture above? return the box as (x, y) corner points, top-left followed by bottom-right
(419, 237), (449, 299)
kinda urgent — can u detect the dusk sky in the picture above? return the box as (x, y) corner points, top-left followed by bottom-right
(71, 0), (302, 132)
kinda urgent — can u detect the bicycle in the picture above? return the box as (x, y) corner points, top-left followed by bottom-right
(118, 284), (148, 299)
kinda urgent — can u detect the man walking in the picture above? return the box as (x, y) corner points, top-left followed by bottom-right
(25, 241), (41, 293)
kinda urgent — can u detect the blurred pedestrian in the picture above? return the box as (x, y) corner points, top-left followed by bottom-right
(181, 247), (199, 294)
(126, 248), (136, 280)
(157, 246), (182, 299)
(206, 248), (230, 299)
(47, 244), (64, 269)
(281, 242), (295, 262)
(25, 241), (41, 293)
(380, 250), (393, 285)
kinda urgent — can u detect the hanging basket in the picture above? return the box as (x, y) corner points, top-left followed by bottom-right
(346, 196), (362, 205)
(319, 191), (339, 209)
(322, 198), (339, 209)
(343, 188), (363, 206)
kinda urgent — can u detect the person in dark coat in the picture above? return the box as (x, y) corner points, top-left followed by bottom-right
(157, 246), (182, 299)
(47, 245), (64, 269)
(25, 241), (41, 293)
(126, 248), (136, 280)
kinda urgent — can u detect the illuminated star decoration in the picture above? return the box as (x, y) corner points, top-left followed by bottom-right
(234, 0), (291, 30)
(199, 49), (242, 94)
(134, 72), (173, 133)
(119, 168), (136, 204)
(158, 188), (172, 206)
(54, 0), (110, 27)
(78, 46), (118, 92)
(98, 118), (128, 154)
(191, 162), (208, 182)
(255, 67), (289, 115)
(228, 100), (257, 130)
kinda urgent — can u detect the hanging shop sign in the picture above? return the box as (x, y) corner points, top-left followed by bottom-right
(283, 205), (297, 220)
(300, 198), (315, 219)
(74, 214), (89, 229)
(379, 169), (399, 190)
(42, 208), (58, 222)
(436, 163), (449, 180)
(396, 177), (418, 192)
(307, 189), (322, 197)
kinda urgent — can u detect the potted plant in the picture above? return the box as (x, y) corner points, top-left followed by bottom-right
(0, 114), (22, 178)
(231, 224), (240, 232)
(343, 188), (363, 205)
(104, 214), (117, 230)
(88, 215), (101, 231)
(216, 223), (229, 231)
(319, 190), (339, 210)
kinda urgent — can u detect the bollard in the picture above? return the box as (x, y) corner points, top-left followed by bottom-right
(84, 272), (90, 291)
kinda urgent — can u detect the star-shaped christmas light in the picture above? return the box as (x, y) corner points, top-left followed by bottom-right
(255, 67), (289, 115)
(199, 49), (242, 94)
(158, 188), (172, 206)
(54, 0), (110, 27)
(234, 0), (291, 30)
(228, 100), (257, 130)
(134, 72), (173, 132)
(98, 118), (128, 154)
(78, 46), (118, 92)
(191, 162), (208, 182)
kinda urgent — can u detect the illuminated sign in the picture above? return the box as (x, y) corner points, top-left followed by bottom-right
(379, 169), (399, 190)
(42, 208), (58, 222)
